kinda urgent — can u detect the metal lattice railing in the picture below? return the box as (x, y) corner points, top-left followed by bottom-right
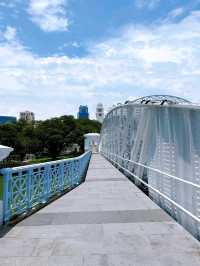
(102, 151), (200, 225)
(1, 151), (91, 222)
(99, 100), (200, 240)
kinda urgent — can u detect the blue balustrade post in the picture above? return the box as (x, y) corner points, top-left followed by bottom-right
(1, 168), (12, 223)
(71, 161), (76, 186)
(79, 157), (85, 182)
(75, 160), (78, 185)
(79, 157), (83, 183)
(0, 152), (91, 222)
(75, 160), (79, 185)
(70, 161), (74, 187)
(68, 162), (72, 188)
(78, 159), (81, 179)
(81, 157), (84, 180)
(27, 168), (32, 210)
(60, 162), (64, 192)
(44, 164), (51, 201)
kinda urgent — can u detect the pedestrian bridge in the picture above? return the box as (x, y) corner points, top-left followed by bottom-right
(0, 153), (200, 265)
(1, 95), (200, 265)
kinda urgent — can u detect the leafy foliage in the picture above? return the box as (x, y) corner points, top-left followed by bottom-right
(0, 116), (101, 160)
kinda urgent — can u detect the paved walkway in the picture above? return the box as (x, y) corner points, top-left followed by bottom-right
(0, 154), (200, 265)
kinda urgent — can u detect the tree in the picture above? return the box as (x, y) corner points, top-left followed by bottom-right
(0, 115), (102, 161)
(0, 124), (18, 148)
(46, 134), (64, 159)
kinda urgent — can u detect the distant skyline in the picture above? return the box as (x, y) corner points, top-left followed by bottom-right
(0, 0), (200, 119)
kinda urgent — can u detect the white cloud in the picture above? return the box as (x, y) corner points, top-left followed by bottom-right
(0, 0), (19, 8)
(1, 11), (200, 118)
(134, 0), (160, 10)
(28, 0), (69, 32)
(168, 7), (185, 19)
(3, 26), (17, 42)
(0, 1), (10, 8)
(58, 41), (81, 51)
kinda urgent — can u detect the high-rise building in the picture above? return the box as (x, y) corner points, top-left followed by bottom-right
(20, 111), (35, 122)
(0, 116), (17, 125)
(77, 105), (89, 119)
(96, 103), (104, 123)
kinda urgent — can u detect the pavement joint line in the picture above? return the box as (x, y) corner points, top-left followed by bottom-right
(86, 178), (128, 182)
(17, 209), (172, 226)
(89, 168), (114, 170)
(1, 154), (200, 265)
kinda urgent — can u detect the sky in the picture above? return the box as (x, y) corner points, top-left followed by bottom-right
(0, 0), (200, 119)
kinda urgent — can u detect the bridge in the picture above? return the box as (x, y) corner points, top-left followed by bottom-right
(0, 95), (200, 265)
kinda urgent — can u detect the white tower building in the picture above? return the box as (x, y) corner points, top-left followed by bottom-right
(96, 103), (104, 123)
(20, 111), (35, 122)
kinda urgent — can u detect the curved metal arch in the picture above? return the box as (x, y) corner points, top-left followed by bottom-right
(129, 95), (191, 105)
(100, 99), (200, 240)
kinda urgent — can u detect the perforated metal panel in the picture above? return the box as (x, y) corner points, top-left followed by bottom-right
(100, 100), (200, 240)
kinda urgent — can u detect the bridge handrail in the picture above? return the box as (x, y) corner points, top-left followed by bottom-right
(102, 151), (200, 225)
(103, 152), (200, 189)
(4, 151), (90, 171)
(1, 151), (92, 223)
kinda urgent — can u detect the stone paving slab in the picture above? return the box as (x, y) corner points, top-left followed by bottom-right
(0, 154), (200, 266)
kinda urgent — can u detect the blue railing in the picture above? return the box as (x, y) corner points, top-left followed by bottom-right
(1, 151), (91, 223)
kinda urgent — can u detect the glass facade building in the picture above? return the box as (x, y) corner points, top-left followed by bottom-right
(77, 105), (89, 119)
(0, 116), (17, 125)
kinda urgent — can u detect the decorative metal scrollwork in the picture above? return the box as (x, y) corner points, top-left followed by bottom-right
(1, 151), (91, 222)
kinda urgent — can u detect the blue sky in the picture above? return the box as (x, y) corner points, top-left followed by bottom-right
(0, 0), (200, 119)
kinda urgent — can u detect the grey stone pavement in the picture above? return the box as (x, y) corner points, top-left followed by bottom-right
(0, 154), (200, 266)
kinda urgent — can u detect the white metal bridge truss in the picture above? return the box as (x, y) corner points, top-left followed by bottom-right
(100, 95), (200, 240)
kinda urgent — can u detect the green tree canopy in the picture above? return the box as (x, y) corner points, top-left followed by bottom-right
(0, 116), (101, 160)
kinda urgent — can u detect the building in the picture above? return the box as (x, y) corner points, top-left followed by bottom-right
(77, 105), (89, 119)
(0, 116), (17, 125)
(20, 111), (35, 122)
(96, 103), (104, 123)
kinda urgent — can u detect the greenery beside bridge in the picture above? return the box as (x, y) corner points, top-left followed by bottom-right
(0, 116), (101, 200)
(0, 115), (101, 165)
